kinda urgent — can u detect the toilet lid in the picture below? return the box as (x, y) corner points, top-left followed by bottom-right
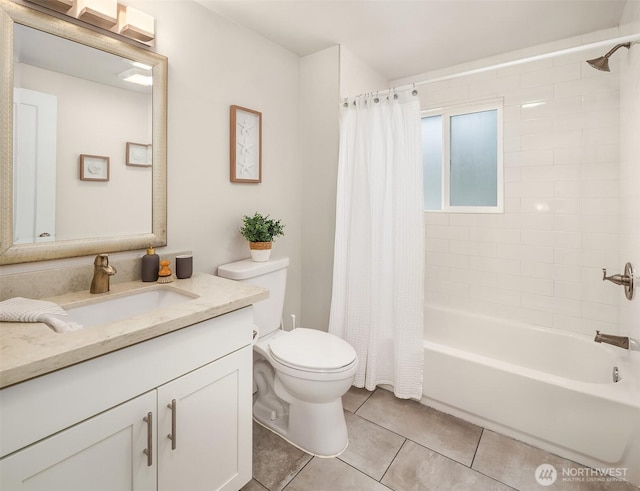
(269, 328), (356, 371)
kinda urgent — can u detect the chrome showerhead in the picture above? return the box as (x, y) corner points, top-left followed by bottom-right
(586, 42), (631, 72)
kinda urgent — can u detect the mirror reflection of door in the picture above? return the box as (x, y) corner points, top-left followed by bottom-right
(13, 88), (57, 244)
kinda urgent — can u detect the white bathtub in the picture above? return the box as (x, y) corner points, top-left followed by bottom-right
(421, 305), (640, 486)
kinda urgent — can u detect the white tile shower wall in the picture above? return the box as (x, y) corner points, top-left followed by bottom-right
(422, 43), (623, 336)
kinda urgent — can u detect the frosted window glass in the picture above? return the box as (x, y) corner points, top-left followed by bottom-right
(422, 116), (442, 210)
(450, 110), (497, 206)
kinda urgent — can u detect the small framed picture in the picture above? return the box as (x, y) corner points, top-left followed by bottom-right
(79, 154), (110, 181)
(230, 105), (262, 183)
(126, 142), (152, 167)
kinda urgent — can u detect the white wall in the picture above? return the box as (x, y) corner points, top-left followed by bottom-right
(299, 46), (389, 331)
(3, 1), (303, 322)
(125, 0), (303, 321)
(299, 46), (340, 330)
(396, 28), (629, 337)
(339, 46), (388, 99)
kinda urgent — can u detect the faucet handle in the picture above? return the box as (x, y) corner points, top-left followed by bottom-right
(601, 264), (635, 300)
(601, 268), (622, 282)
(602, 269), (628, 286)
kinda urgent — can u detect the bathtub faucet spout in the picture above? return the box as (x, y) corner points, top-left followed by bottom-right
(594, 331), (629, 350)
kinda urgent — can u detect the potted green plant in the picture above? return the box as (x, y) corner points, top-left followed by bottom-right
(240, 212), (285, 262)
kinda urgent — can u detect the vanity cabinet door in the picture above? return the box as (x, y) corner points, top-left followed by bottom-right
(0, 391), (156, 491)
(157, 346), (252, 491)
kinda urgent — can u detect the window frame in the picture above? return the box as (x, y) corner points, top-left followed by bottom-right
(422, 98), (504, 214)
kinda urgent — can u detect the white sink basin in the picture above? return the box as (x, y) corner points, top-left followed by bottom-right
(65, 288), (197, 328)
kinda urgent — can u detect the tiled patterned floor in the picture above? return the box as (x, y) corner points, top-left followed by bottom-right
(242, 387), (638, 491)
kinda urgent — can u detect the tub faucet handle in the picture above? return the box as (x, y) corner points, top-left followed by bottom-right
(602, 268), (629, 286)
(602, 263), (635, 300)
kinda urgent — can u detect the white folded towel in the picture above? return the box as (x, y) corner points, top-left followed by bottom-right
(0, 297), (83, 333)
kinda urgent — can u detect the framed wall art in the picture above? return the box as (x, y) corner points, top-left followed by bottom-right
(230, 105), (262, 183)
(79, 154), (110, 181)
(126, 142), (152, 167)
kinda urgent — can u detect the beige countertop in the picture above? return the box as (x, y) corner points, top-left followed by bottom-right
(0, 273), (268, 389)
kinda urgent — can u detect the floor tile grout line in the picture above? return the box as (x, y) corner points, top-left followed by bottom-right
(349, 386), (377, 414)
(378, 437), (410, 485)
(349, 392), (492, 486)
(469, 427), (484, 469)
(395, 437), (520, 491)
(353, 390), (497, 468)
(249, 477), (270, 490)
(281, 434), (518, 491)
(347, 390), (531, 489)
(281, 456), (315, 490)
(252, 474), (271, 491)
(475, 471), (520, 491)
(349, 408), (408, 441)
(335, 453), (396, 489)
(351, 401), (479, 469)
(466, 428), (521, 490)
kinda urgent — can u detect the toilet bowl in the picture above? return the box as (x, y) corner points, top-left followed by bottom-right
(217, 257), (358, 457)
(253, 328), (357, 456)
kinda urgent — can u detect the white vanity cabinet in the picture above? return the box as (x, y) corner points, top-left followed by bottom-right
(0, 390), (157, 491)
(157, 347), (251, 491)
(0, 307), (254, 491)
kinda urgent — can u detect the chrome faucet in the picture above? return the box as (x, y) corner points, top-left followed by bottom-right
(594, 330), (630, 350)
(90, 254), (117, 294)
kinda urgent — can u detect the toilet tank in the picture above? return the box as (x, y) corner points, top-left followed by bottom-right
(217, 257), (289, 337)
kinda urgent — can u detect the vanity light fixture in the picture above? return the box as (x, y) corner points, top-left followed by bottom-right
(115, 4), (154, 43)
(70, 0), (118, 30)
(26, 0), (73, 14)
(118, 67), (152, 86)
(25, 0), (155, 45)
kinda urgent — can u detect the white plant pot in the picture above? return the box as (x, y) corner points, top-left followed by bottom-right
(249, 242), (272, 262)
(250, 249), (271, 262)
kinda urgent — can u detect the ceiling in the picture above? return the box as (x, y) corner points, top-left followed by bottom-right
(197, 0), (628, 81)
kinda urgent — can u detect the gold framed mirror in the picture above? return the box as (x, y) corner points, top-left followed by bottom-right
(0, 0), (167, 265)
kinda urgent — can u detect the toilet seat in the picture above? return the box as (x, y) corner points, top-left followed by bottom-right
(268, 328), (357, 373)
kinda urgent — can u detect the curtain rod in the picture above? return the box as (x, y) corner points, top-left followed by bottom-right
(392, 33), (640, 93)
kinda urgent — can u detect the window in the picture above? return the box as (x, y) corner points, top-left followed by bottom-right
(422, 99), (503, 213)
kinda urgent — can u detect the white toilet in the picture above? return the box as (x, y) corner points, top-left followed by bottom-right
(217, 257), (358, 457)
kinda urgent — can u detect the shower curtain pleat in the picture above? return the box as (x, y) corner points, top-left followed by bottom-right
(329, 92), (424, 400)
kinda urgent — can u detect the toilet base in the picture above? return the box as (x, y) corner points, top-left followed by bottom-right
(253, 397), (349, 457)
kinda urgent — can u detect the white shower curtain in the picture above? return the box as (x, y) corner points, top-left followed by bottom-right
(329, 91), (424, 400)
